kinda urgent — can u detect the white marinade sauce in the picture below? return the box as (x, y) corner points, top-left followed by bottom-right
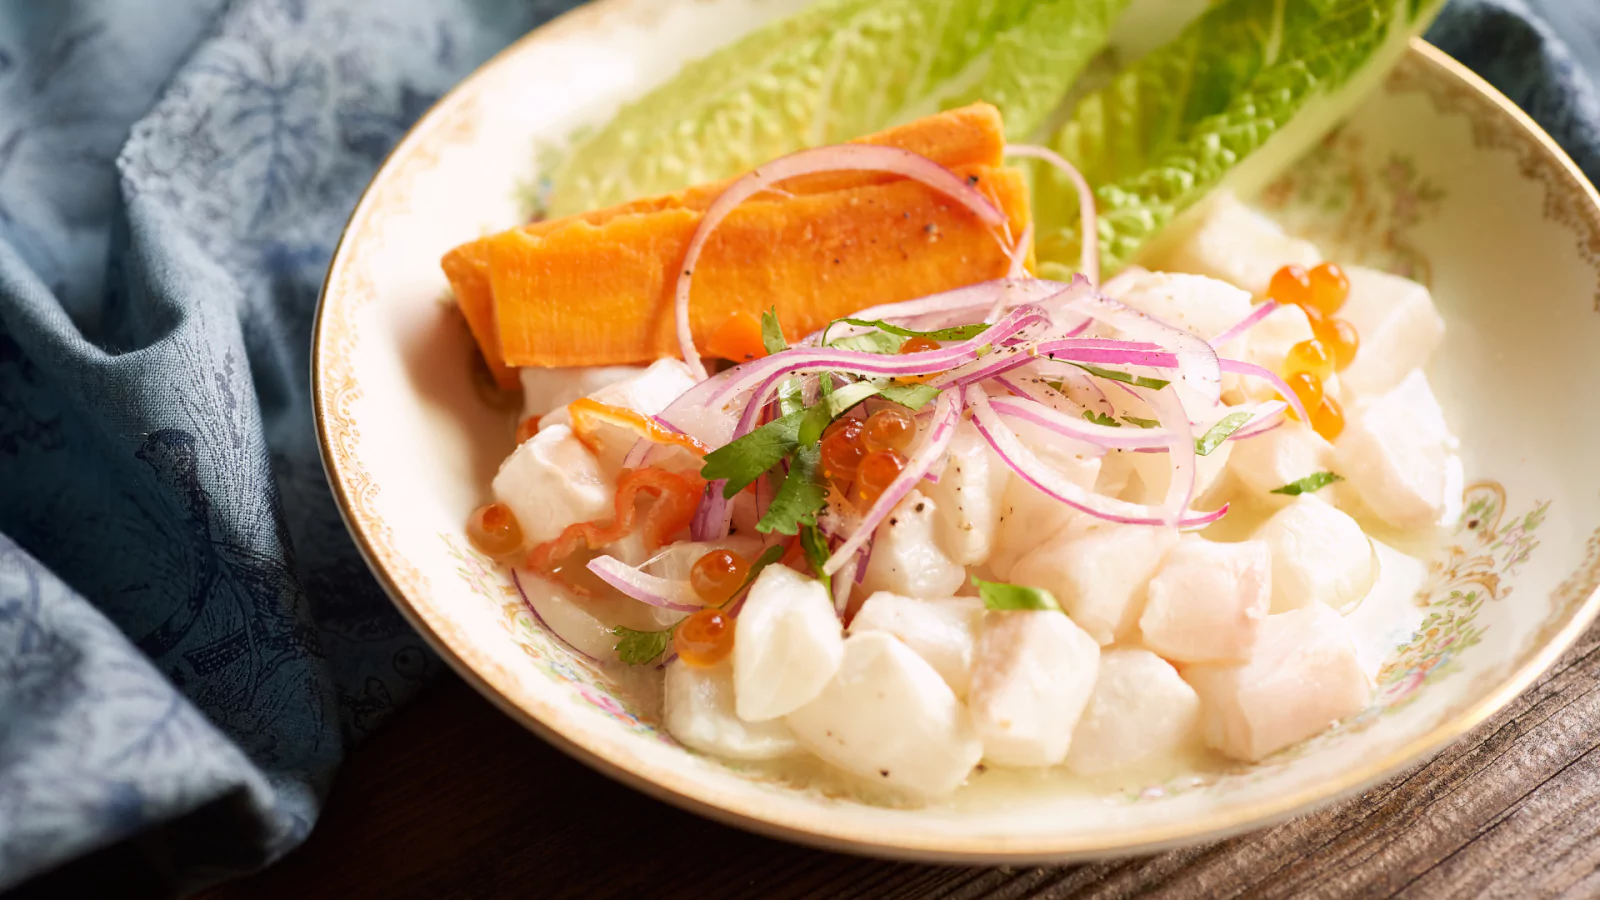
(483, 193), (1462, 806)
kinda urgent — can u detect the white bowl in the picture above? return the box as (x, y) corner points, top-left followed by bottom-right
(313, 0), (1600, 863)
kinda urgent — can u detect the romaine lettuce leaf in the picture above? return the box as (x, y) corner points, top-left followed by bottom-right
(1033, 0), (1447, 276)
(548, 0), (1125, 215)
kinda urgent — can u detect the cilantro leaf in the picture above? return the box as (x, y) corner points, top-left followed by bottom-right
(830, 330), (906, 354)
(836, 317), (990, 341)
(613, 626), (672, 666)
(1270, 472), (1344, 496)
(799, 524), (833, 593)
(1068, 362), (1171, 391)
(1083, 410), (1121, 428)
(757, 445), (829, 535)
(798, 380), (880, 446)
(1195, 411), (1252, 456)
(1122, 416), (1160, 428)
(701, 409), (806, 497)
(819, 372), (833, 398)
(777, 377), (805, 417)
(972, 577), (1062, 612)
(877, 382), (940, 412)
(760, 307), (787, 356)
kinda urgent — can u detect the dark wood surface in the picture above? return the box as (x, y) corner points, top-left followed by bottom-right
(202, 621), (1600, 900)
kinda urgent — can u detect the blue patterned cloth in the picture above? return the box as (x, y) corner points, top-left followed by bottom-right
(0, 0), (1594, 894)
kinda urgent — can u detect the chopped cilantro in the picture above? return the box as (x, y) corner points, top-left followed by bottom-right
(777, 377), (804, 416)
(760, 307), (787, 356)
(830, 330), (906, 354)
(757, 444), (829, 535)
(700, 409), (806, 497)
(972, 577), (1062, 612)
(1270, 471), (1344, 496)
(818, 372), (834, 398)
(613, 626), (672, 666)
(1083, 410), (1121, 427)
(799, 524), (833, 593)
(877, 382), (940, 411)
(1068, 361), (1171, 391)
(835, 317), (990, 341)
(798, 380), (879, 445)
(1195, 411), (1252, 456)
(1122, 416), (1161, 428)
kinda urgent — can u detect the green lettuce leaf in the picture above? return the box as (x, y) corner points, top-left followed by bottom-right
(1034, 0), (1446, 275)
(548, 0), (1126, 214)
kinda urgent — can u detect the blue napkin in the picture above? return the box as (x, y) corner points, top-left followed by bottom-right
(0, 0), (1595, 894)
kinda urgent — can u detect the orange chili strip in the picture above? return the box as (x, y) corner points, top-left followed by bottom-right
(527, 467), (705, 586)
(705, 311), (770, 363)
(566, 397), (713, 459)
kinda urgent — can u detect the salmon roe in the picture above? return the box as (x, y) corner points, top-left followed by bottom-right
(862, 407), (915, 454)
(675, 608), (735, 667)
(1307, 262), (1351, 316)
(1285, 338), (1335, 381)
(515, 415), (540, 445)
(1284, 371), (1324, 420)
(467, 503), (523, 557)
(857, 449), (907, 504)
(898, 335), (941, 354)
(690, 549), (749, 606)
(1267, 264), (1313, 307)
(1312, 395), (1346, 441)
(1315, 317), (1361, 371)
(820, 418), (868, 482)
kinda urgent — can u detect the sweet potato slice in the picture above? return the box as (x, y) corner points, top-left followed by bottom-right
(489, 165), (1031, 368)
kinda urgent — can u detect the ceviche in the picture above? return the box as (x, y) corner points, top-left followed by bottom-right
(444, 0), (1455, 801)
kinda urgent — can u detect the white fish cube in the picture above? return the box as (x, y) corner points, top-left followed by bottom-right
(1110, 271), (1254, 339)
(785, 632), (983, 798)
(537, 358), (698, 430)
(923, 421), (1009, 567)
(1226, 419), (1336, 499)
(968, 610), (1101, 767)
(663, 659), (800, 760)
(1183, 603), (1372, 761)
(847, 593), (985, 698)
(860, 491), (966, 600)
(989, 431), (1102, 578)
(1115, 438), (1234, 506)
(733, 564), (843, 722)
(492, 424), (615, 546)
(1254, 495), (1375, 612)
(1335, 371), (1458, 530)
(520, 365), (644, 422)
(1155, 191), (1323, 296)
(1140, 538), (1272, 663)
(1007, 521), (1177, 645)
(1338, 266), (1446, 397)
(1066, 649), (1200, 776)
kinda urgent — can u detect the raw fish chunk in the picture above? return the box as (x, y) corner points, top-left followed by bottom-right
(1140, 538), (1272, 663)
(989, 432), (1102, 578)
(860, 491), (966, 600)
(1337, 266), (1446, 397)
(848, 593), (984, 698)
(1112, 271), (1254, 339)
(1066, 649), (1200, 776)
(923, 421), (1009, 567)
(1335, 371), (1458, 529)
(733, 564), (843, 721)
(967, 610), (1101, 767)
(786, 632), (983, 798)
(520, 365), (644, 423)
(664, 659), (800, 760)
(1008, 521), (1177, 645)
(1254, 495), (1375, 612)
(1225, 419), (1336, 499)
(1156, 191), (1322, 296)
(492, 423), (615, 545)
(1183, 604), (1372, 761)
(538, 358), (698, 430)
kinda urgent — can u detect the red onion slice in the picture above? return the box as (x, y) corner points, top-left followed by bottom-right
(1218, 358), (1310, 422)
(675, 144), (1013, 380)
(1137, 384), (1195, 527)
(966, 384), (1226, 529)
(586, 555), (703, 613)
(822, 387), (964, 576)
(1211, 300), (1280, 348)
(1007, 144), (1099, 285)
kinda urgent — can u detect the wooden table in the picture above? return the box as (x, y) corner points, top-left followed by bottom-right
(197, 622), (1600, 899)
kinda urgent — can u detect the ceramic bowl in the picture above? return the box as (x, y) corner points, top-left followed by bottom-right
(313, 0), (1600, 863)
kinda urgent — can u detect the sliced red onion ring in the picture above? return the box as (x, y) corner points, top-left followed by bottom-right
(833, 554), (858, 615)
(1218, 358), (1310, 422)
(1006, 144), (1098, 285)
(1062, 290), (1222, 406)
(1001, 221), (1034, 288)
(691, 481), (731, 542)
(512, 570), (600, 663)
(675, 144), (1013, 381)
(820, 278), (1064, 337)
(1137, 385), (1195, 528)
(966, 384), (1226, 529)
(991, 374), (1084, 418)
(822, 387), (963, 576)
(1211, 300), (1279, 348)
(586, 555), (703, 613)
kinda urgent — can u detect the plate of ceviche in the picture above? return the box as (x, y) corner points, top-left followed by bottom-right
(313, 0), (1600, 862)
